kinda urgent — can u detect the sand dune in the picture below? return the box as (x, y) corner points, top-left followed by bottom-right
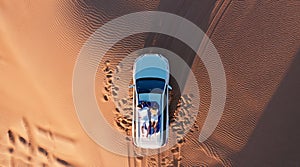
(1, 0), (299, 166)
(0, 0), (158, 166)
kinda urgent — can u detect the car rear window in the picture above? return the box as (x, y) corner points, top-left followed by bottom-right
(136, 78), (165, 94)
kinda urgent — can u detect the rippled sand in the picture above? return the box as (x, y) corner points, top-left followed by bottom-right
(1, 0), (299, 166)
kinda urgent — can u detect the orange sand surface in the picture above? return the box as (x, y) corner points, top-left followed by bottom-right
(1, 0), (299, 166)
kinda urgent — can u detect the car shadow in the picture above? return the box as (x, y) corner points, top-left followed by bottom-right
(144, 0), (217, 122)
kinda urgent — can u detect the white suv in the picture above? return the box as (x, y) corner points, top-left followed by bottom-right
(131, 54), (172, 149)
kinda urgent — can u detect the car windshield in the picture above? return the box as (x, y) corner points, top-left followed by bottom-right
(136, 78), (165, 94)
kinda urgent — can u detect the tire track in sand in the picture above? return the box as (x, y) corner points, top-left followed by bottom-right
(128, 0), (233, 164)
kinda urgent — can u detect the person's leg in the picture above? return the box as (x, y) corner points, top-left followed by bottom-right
(141, 125), (144, 134)
(141, 122), (147, 137)
(146, 123), (151, 137)
(154, 122), (157, 133)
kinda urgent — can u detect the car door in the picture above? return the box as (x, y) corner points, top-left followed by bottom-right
(161, 84), (169, 145)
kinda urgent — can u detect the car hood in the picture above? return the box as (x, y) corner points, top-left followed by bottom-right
(134, 54), (169, 81)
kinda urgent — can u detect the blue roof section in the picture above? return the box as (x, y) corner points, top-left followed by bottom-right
(135, 68), (168, 80)
(134, 54), (169, 81)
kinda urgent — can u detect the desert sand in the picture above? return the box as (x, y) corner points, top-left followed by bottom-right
(0, 0), (299, 167)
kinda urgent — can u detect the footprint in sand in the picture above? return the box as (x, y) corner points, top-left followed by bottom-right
(0, 118), (77, 166)
(99, 57), (199, 154)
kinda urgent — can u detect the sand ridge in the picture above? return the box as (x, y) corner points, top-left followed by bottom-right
(1, 0), (300, 166)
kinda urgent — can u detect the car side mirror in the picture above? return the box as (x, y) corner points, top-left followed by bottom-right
(129, 84), (135, 88)
(168, 85), (172, 90)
